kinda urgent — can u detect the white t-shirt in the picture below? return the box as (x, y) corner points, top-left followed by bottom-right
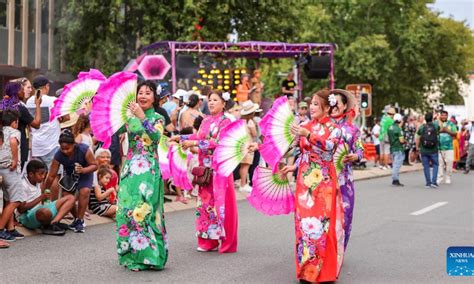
(469, 124), (474, 144)
(372, 124), (381, 145)
(26, 94), (61, 156)
(21, 176), (41, 203)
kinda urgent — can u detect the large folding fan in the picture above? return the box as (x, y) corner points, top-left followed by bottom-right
(157, 135), (171, 180)
(247, 166), (295, 216)
(168, 144), (193, 190)
(213, 119), (251, 177)
(259, 96), (296, 171)
(50, 69), (106, 121)
(90, 72), (137, 148)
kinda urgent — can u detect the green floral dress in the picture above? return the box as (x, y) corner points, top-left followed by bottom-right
(116, 108), (168, 270)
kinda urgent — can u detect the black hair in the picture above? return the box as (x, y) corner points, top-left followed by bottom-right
(58, 129), (76, 144)
(26, 159), (47, 174)
(329, 91), (348, 114)
(193, 115), (204, 131)
(137, 80), (160, 110)
(425, 112), (433, 123)
(180, 127), (194, 135)
(187, 94), (200, 108)
(1, 110), (19, 126)
(208, 89), (231, 110)
(225, 99), (236, 111)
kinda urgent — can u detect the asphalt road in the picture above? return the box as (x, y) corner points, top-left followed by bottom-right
(1, 171), (472, 283)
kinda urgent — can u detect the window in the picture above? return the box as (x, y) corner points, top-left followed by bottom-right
(14, 0), (21, 30)
(0, 0), (7, 28)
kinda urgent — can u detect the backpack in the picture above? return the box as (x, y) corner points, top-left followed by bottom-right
(421, 123), (437, 148)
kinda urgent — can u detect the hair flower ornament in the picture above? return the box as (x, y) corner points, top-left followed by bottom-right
(328, 94), (337, 107)
(222, 92), (231, 101)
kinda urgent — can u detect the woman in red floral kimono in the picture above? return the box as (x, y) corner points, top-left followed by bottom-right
(283, 89), (344, 283)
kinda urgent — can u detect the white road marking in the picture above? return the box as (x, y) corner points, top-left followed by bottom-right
(410, 202), (448, 216)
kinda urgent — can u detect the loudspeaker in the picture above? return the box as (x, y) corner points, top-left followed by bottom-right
(177, 55), (199, 78)
(304, 56), (330, 79)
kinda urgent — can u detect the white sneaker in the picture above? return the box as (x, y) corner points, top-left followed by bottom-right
(239, 184), (252, 193)
(437, 178), (443, 185)
(445, 177), (451, 184)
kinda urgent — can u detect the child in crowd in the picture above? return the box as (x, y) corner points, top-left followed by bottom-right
(17, 159), (75, 235)
(89, 166), (117, 218)
(72, 114), (94, 150)
(0, 110), (25, 241)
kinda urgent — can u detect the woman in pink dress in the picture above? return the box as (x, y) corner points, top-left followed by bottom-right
(172, 90), (238, 253)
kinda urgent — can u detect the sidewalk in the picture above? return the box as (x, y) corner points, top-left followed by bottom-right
(13, 164), (423, 237)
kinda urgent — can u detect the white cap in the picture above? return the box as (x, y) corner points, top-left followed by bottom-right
(394, 113), (403, 122)
(172, 89), (188, 99)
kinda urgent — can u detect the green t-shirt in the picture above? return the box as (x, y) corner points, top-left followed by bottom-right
(434, 120), (456, 150)
(416, 123), (440, 154)
(388, 124), (404, 153)
(380, 115), (394, 141)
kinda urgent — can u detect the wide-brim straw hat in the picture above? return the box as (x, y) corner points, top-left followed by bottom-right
(240, 100), (262, 116)
(60, 112), (79, 129)
(330, 89), (357, 111)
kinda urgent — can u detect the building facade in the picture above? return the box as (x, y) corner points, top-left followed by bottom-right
(0, 0), (72, 94)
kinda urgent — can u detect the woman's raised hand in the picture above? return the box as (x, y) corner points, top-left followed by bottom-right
(130, 103), (145, 121)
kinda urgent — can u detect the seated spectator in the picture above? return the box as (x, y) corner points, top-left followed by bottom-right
(94, 148), (118, 203)
(43, 130), (98, 233)
(17, 160), (75, 235)
(89, 166), (117, 218)
(0, 110), (25, 242)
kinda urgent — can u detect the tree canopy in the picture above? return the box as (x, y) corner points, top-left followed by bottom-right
(57, 0), (474, 114)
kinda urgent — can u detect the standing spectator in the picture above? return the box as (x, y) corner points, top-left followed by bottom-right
(26, 76), (61, 187)
(435, 110), (457, 184)
(238, 100), (261, 192)
(295, 101), (309, 125)
(236, 74), (252, 104)
(388, 113), (406, 187)
(72, 114), (94, 150)
(250, 69), (264, 105)
(379, 107), (396, 169)
(1, 81), (42, 170)
(371, 117), (381, 167)
(0, 110), (25, 242)
(18, 159), (75, 235)
(403, 116), (417, 166)
(199, 85), (211, 115)
(43, 130), (98, 233)
(224, 99), (241, 122)
(179, 94), (203, 132)
(416, 113), (440, 188)
(154, 88), (175, 135)
(465, 120), (474, 174)
(281, 72), (296, 98)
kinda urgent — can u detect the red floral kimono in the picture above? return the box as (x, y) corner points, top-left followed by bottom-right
(294, 116), (345, 282)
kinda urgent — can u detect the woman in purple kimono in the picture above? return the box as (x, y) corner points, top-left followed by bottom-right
(329, 89), (364, 249)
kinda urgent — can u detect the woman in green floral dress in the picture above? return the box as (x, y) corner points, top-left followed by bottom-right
(116, 81), (168, 271)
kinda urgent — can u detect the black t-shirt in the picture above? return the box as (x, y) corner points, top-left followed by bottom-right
(154, 106), (171, 127)
(281, 79), (296, 95)
(18, 104), (34, 166)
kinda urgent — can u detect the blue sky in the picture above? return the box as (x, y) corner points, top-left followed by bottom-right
(428, 0), (474, 28)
